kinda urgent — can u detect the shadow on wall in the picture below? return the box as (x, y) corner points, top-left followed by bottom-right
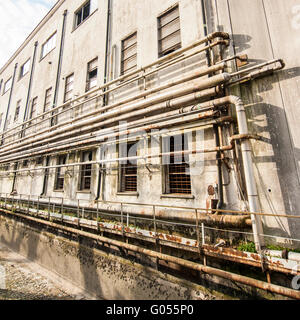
(237, 66), (300, 245)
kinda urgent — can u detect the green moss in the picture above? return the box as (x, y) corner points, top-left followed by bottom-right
(237, 241), (257, 253)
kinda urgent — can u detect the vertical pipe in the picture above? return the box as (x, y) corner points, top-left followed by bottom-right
(3, 63), (18, 132)
(11, 162), (18, 194)
(51, 10), (68, 126)
(23, 41), (38, 123)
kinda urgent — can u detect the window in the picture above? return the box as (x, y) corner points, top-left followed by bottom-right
(163, 134), (191, 194)
(29, 97), (38, 120)
(36, 157), (43, 165)
(14, 101), (21, 122)
(41, 33), (57, 59)
(119, 142), (138, 192)
(121, 32), (137, 75)
(79, 150), (93, 191)
(86, 58), (98, 91)
(158, 5), (181, 57)
(19, 59), (30, 79)
(3, 78), (12, 94)
(74, 0), (97, 28)
(43, 87), (52, 113)
(64, 73), (74, 102)
(23, 160), (29, 168)
(55, 155), (67, 191)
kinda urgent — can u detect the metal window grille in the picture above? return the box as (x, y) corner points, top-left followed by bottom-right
(80, 151), (93, 190)
(55, 155), (67, 190)
(86, 58), (98, 92)
(121, 32), (137, 75)
(163, 134), (191, 194)
(64, 73), (74, 102)
(43, 87), (52, 113)
(158, 5), (181, 57)
(119, 142), (138, 192)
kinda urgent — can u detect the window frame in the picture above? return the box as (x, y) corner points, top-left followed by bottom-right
(64, 73), (74, 102)
(121, 32), (138, 76)
(43, 87), (52, 113)
(3, 77), (12, 95)
(54, 155), (67, 191)
(29, 97), (38, 120)
(79, 150), (94, 191)
(41, 32), (57, 60)
(162, 133), (192, 195)
(14, 100), (21, 123)
(118, 141), (138, 193)
(19, 59), (31, 79)
(86, 57), (98, 92)
(157, 4), (182, 58)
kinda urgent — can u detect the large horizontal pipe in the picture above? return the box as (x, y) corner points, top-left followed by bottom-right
(0, 74), (230, 161)
(1, 208), (299, 300)
(0, 64), (225, 154)
(1, 34), (229, 142)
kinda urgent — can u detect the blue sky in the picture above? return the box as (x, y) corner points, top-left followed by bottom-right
(0, 0), (57, 69)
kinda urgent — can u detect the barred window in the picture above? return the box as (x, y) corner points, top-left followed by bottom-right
(163, 134), (191, 194)
(64, 73), (74, 102)
(80, 150), (93, 191)
(121, 32), (137, 75)
(55, 155), (67, 191)
(119, 142), (138, 192)
(86, 58), (98, 92)
(158, 5), (181, 57)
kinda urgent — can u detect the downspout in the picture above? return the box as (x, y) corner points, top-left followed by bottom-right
(23, 41), (38, 123)
(41, 10), (67, 196)
(51, 9), (68, 125)
(201, 0), (224, 209)
(189, 95), (265, 251)
(3, 63), (18, 132)
(96, 0), (111, 200)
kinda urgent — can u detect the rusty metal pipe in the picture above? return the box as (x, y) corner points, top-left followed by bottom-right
(0, 74), (229, 161)
(1, 208), (299, 300)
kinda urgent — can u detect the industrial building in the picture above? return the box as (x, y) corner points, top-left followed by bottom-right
(0, 0), (300, 299)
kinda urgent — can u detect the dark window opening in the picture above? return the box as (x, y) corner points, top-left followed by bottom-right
(75, 1), (91, 28)
(23, 160), (29, 168)
(86, 58), (98, 91)
(119, 142), (138, 192)
(163, 134), (191, 194)
(80, 151), (93, 191)
(55, 155), (67, 191)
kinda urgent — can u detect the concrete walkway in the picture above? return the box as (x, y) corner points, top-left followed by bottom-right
(0, 243), (93, 300)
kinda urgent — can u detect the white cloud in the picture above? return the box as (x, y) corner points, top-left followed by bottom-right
(0, 0), (57, 69)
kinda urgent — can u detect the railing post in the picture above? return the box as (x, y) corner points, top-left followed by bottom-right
(201, 222), (207, 266)
(121, 203), (124, 237)
(48, 197), (51, 220)
(77, 199), (80, 227)
(27, 195), (30, 214)
(195, 209), (201, 255)
(37, 196), (40, 216)
(96, 201), (99, 232)
(61, 197), (64, 222)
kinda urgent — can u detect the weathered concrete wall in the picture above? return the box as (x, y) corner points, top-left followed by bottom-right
(0, 213), (223, 300)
